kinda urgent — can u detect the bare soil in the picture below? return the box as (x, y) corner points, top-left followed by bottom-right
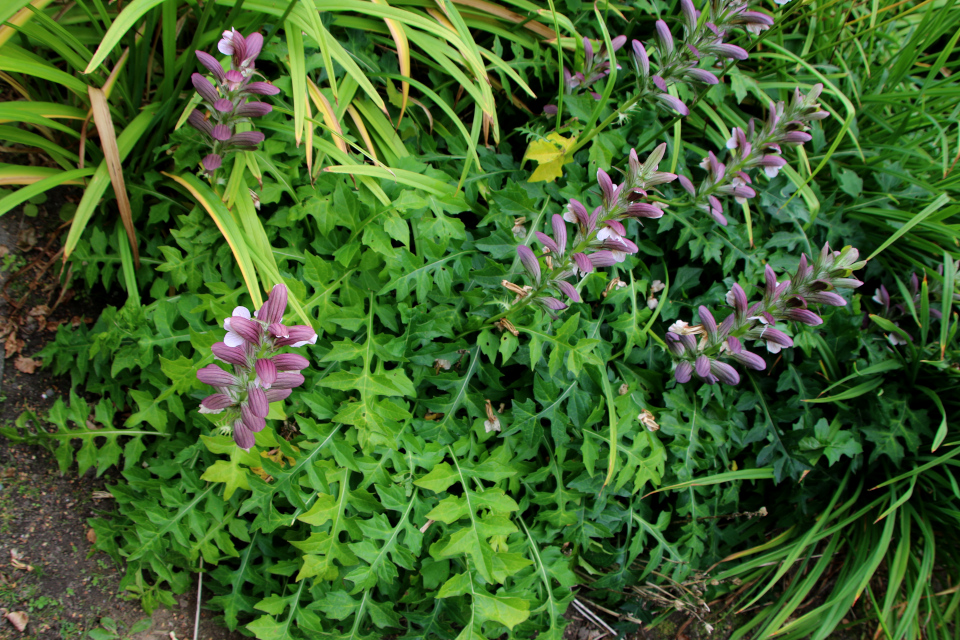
(0, 194), (242, 640)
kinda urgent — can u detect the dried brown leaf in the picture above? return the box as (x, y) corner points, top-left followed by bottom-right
(86, 528), (96, 544)
(5, 610), (28, 632)
(13, 356), (38, 374)
(4, 332), (23, 358)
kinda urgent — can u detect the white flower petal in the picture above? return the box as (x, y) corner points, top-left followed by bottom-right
(224, 331), (244, 347)
(232, 306), (251, 319)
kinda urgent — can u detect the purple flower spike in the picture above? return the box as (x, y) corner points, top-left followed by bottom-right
(685, 68), (719, 85)
(212, 124), (232, 141)
(785, 309), (823, 325)
(258, 284), (288, 325)
(272, 372), (306, 390)
(244, 82), (281, 96)
(276, 325), (318, 348)
(652, 75), (668, 92)
(191, 73), (220, 103)
(227, 131), (265, 149)
(807, 291), (846, 306)
(677, 175), (695, 195)
(265, 388), (292, 403)
(572, 253), (593, 275)
(255, 358), (277, 387)
(228, 316), (263, 344)
(233, 420), (255, 450)
(729, 348), (766, 371)
(247, 385), (270, 417)
(202, 154), (223, 172)
(655, 20), (674, 54)
(541, 297), (568, 311)
(517, 245), (541, 283)
(273, 353), (310, 371)
(200, 394), (234, 414)
(551, 215), (568, 255)
(657, 93), (689, 115)
(565, 199), (590, 226)
(197, 364), (237, 388)
(195, 51), (226, 83)
(597, 169), (615, 207)
(543, 104), (558, 116)
(535, 231), (561, 256)
(680, 0), (697, 29)
(240, 404), (266, 433)
(268, 323), (289, 339)
(728, 283), (748, 314)
(212, 342), (247, 366)
(588, 251), (618, 268)
(710, 360), (740, 385)
(187, 110), (213, 137)
(712, 43), (749, 60)
(631, 40), (649, 77)
(626, 202), (664, 218)
(675, 360), (693, 383)
(699, 306), (717, 341)
(556, 280), (581, 303)
(214, 98), (234, 113)
(666, 332), (686, 357)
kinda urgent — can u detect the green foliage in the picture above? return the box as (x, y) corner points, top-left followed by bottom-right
(2, 0), (959, 636)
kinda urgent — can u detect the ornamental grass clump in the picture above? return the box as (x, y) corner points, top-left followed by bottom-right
(666, 244), (866, 385)
(196, 284), (316, 449)
(187, 29), (280, 176)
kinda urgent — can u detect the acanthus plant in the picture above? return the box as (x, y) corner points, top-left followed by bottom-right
(666, 244), (865, 385)
(677, 84), (829, 225)
(502, 144), (675, 317)
(196, 284), (317, 449)
(546, 0), (782, 118)
(187, 29), (280, 178)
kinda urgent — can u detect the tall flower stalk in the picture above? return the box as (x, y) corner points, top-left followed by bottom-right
(563, 0), (784, 156)
(196, 284), (317, 449)
(187, 29), (280, 179)
(666, 244), (865, 385)
(677, 84), (829, 225)
(502, 145), (675, 317)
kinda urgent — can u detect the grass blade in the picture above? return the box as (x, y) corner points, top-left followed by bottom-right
(162, 171), (263, 309)
(0, 168), (93, 217)
(63, 105), (159, 260)
(88, 86), (138, 267)
(83, 0), (166, 73)
(866, 194), (951, 261)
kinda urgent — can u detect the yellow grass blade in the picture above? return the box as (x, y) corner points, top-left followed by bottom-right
(64, 104), (159, 260)
(371, 0), (411, 125)
(345, 105), (379, 163)
(0, 165), (89, 186)
(307, 77), (348, 154)
(88, 86), (139, 268)
(0, 0), (54, 48)
(285, 21), (307, 146)
(163, 171), (263, 309)
(453, 0), (555, 39)
(305, 92), (315, 179)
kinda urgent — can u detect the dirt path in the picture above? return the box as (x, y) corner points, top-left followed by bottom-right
(0, 193), (241, 640)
